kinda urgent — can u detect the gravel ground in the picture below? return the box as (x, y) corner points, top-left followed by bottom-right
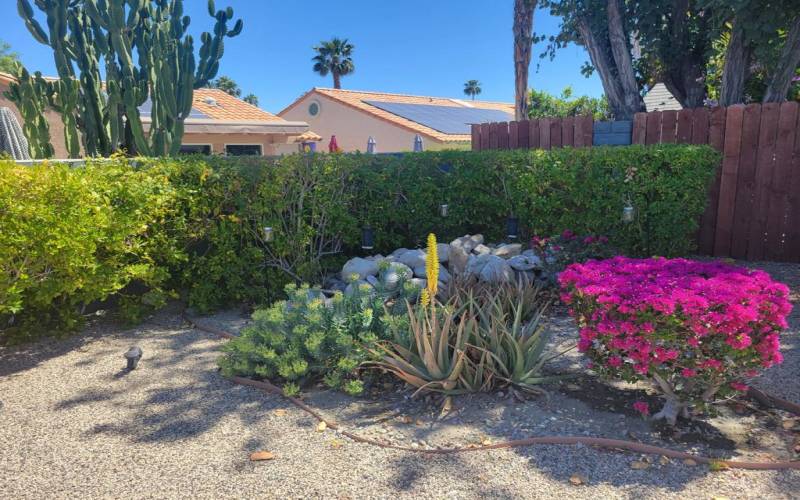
(1, 262), (798, 499)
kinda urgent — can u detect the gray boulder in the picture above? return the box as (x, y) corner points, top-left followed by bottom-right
(342, 257), (380, 280)
(507, 254), (542, 272)
(478, 255), (514, 283)
(435, 243), (450, 263)
(396, 249), (426, 269)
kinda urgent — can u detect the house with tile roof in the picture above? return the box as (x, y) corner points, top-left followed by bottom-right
(0, 71), (309, 158)
(277, 88), (515, 153)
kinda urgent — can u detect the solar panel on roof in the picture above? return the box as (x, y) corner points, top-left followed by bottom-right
(364, 101), (513, 135)
(138, 98), (210, 119)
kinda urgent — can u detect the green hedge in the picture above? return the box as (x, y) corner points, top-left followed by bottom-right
(0, 145), (719, 340)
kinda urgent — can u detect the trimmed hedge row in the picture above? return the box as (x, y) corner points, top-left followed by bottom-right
(0, 145), (719, 340)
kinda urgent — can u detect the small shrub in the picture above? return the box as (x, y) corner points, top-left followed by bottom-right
(218, 283), (409, 395)
(560, 257), (792, 424)
(530, 229), (617, 280)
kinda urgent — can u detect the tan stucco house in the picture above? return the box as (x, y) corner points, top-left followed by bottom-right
(278, 88), (515, 153)
(0, 71), (309, 158)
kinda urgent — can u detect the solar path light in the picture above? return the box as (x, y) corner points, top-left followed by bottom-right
(124, 346), (143, 370)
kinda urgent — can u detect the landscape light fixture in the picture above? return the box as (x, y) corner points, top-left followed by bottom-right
(124, 346), (143, 371)
(361, 227), (375, 250)
(440, 204), (449, 217)
(622, 201), (635, 223)
(367, 136), (376, 154)
(263, 226), (274, 242)
(506, 216), (519, 239)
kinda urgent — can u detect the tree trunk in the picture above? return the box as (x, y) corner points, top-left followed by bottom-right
(763, 17), (800, 102)
(720, 19), (751, 106)
(513, 0), (536, 120)
(333, 72), (341, 89)
(576, 18), (628, 119)
(607, 0), (644, 117)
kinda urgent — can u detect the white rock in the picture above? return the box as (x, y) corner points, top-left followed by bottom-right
(473, 244), (491, 255)
(450, 234), (484, 254)
(342, 257), (379, 280)
(493, 243), (522, 258)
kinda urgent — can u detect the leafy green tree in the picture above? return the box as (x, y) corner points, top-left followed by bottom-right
(243, 93), (259, 106)
(528, 86), (611, 120)
(312, 38), (354, 89)
(463, 80), (482, 100)
(0, 39), (19, 74)
(210, 76), (241, 97)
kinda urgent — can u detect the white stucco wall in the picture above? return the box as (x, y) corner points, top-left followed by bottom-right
(278, 92), (454, 153)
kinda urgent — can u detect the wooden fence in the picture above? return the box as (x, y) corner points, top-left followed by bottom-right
(471, 102), (800, 263)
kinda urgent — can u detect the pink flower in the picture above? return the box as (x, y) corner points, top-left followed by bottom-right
(561, 229), (575, 240)
(633, 401), (650, 416)
(681, 368), (697, 378)
(607, 356), (623, 368)
(730, 381), (748, 392)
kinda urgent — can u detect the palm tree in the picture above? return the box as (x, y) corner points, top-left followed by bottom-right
(463, 80), (482, 100)
(312, 38), (355, 89)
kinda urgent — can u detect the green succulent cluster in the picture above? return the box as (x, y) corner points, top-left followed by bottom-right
(9, 0), (242, 157)
(219, 284), (411, 396)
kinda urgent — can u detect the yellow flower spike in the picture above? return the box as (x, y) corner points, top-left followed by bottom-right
(420, 288), (431, 308)
(425, 233), (439, 298)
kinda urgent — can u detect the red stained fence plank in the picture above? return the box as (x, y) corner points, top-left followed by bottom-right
(480, 123), (491, 150)
(729, 104), (763, 259)
(471, 124), (481, 151)
(576, 116), (593, 147)
(508, 121), (519, 149)
(550, 118), (563, 148)
(497, 122), (510, 150)
(746, 103), (781, 260)
(632, 113), (647, 144)
(691, 108), (710, 145)
(539, 118), (551, 150)
(645, 111), (662, 144)
(785, 106), (800, 262)
(765, 102), (799, 261)
(661, 110), (678, 144)
(489, 122), (499, 150)
(713, 105), (745, 257)
(708, 107), (727, 152)
(517, 119), (530, 149)
(529, 119), (540, 149)
(676, 109), (693, 143)
(561, 116), (575, 147)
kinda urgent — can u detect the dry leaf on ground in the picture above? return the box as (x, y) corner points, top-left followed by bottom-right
(569, 473), (587, 486)
(249, 451), (275, 461)
(316, 421), (327, 432)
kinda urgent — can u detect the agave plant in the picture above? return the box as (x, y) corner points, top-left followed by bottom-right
(471, 291), (567, 394)
(374, 300), (472, 395)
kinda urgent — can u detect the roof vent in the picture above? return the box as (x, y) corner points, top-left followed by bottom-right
(203, 97), (219, 107)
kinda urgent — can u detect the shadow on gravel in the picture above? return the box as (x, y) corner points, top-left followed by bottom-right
(53, 327), (292, 444)
(386, 453), (518, 498)
(0, 329), (109, 378)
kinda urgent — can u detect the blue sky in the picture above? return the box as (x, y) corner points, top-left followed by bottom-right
(3, 0), (603, 113)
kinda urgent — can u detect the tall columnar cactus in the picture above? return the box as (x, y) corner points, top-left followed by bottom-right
(4, 66), (54, 159)
(12, 0), (242, 157)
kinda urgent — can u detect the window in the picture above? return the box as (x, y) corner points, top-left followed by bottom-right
(225, 144), (263, 156)
(308, 101), (320, 116)
(179, 144), (212, 155)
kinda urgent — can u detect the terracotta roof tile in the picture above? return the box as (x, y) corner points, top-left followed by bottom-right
(192, 88), (284, 122)
(280, 88), (514, 142)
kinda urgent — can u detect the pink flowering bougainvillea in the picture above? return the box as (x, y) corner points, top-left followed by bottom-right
(559, 257), (792, 424)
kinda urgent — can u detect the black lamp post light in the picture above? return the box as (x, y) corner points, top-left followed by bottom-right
(506, 216), (519, 239)
(361, 227), (375, 250)
(263, 226), (274, 242)
(440, 204), (449, 217)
